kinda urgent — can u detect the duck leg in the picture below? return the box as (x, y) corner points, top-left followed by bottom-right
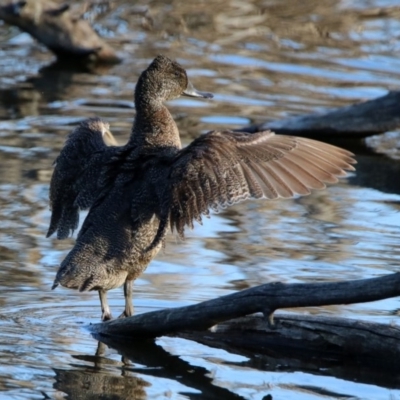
(118, 280), (134, 318)
(99, 289), (112, 321)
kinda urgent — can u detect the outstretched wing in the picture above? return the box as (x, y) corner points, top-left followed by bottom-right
(166, 130), (356, 238)
(47, 118), (119, 239)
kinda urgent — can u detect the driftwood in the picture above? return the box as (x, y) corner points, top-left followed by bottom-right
(237, 90), (400, 139)
(90, 272), (400, 371)
(0, 0), (121, 65)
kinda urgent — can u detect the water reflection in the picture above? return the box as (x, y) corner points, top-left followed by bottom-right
(75, 339), (245, 400)
(0, 62), (118, 120)
(53, 355), (150, 400)
(1, 0), (400, 398)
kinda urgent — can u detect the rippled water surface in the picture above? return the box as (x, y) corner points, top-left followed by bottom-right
(1, 0), (400, 399)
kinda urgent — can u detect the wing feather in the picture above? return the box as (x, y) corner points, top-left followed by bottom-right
(167, 130), (356, 237)
(47, 118), (119, 239)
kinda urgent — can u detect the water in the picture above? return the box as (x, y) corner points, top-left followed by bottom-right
(1, 0), (400, 399)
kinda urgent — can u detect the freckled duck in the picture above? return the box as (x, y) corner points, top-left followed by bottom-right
(47, 55), (356, 321)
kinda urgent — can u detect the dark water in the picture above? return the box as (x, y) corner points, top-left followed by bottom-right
(1, 0), (400, 399)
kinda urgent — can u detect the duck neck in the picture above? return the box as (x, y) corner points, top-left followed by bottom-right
(129, 96), (182, 151)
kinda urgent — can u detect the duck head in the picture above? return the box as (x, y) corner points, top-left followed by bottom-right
(135, 55), (213, 104)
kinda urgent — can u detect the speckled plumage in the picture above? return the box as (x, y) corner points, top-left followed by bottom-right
(47, 55), (356, 321)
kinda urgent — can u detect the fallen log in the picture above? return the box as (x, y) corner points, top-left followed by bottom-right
(237, 90), (400, 139)
(90, 272), (400, 368)
(0, 0), (121, 65)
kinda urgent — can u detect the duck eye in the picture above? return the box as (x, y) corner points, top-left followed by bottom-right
(174, 71), (181, 79)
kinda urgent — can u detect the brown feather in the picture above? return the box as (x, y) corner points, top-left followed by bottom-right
(167, 130), (356, 236)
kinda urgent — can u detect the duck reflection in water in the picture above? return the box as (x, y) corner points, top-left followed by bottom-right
(46, 55), (356, 321)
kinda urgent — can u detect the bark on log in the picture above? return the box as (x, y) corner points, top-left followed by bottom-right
(90, 272), (400, 346)
(237, 91), (400, 139)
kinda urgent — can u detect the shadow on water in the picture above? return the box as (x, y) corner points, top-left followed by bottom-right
(330, 139), (400, 196)
(349, 152), (400, 196)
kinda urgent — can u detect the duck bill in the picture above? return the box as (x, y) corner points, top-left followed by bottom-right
(183, 80), (213, 99)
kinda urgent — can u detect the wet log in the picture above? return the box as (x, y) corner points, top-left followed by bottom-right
(90, 272), (400, 366)
(0, 0), (121, 65)
(237, 90), (400, 139)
